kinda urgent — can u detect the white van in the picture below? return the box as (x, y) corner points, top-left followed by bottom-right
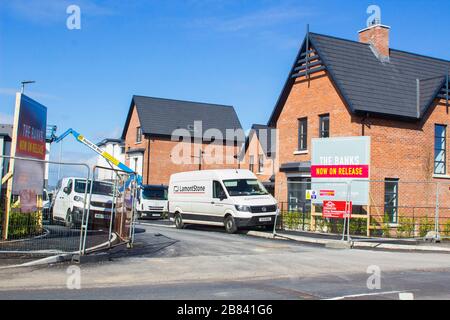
(168, 169), (279, 233)
(137, 185), (168, 219)
(52, 177), (115, 229)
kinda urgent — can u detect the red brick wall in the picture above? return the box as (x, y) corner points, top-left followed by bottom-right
(274, 71), (359, 203)
(243, 131), (275, 183)
(274, 70), (450, 211)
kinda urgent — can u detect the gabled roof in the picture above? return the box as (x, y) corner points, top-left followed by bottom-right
(241, 124), (276, 159)
(121, 96), (243, 142)
(97, 138), (124, 148)
(268, 32), (450, 125)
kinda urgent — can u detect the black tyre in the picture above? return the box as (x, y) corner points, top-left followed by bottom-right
(65, 210), (75, 229)
(224, 215), (238, 234)
(174, 213), (184, 229)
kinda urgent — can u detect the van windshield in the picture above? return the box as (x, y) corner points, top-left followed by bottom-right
(75, 180), (114, 196)
(223, 179), (269, 197)
(142, 188), (168, 200)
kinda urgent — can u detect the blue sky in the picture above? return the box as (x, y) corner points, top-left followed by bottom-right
(1, 0), (449, 179)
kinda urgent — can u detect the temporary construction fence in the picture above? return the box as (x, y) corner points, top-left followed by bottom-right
(275, 179), (450, 241)
(87, 165), (138, 250)
(0, 156), (138, 255)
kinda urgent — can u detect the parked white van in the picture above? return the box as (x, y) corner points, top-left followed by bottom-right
(168, 169), (279, 233)
(52, 177), (115, 229)
(137, 185), (168, 219)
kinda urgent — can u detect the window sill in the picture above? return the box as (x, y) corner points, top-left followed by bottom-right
(294, 150), (309, 155)
(433, 174), (450, 179)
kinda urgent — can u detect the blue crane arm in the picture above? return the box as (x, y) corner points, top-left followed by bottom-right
(54, 128), (142, 185)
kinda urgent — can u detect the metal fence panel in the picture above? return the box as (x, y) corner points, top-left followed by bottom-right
(80, 165), (138, 254)
(353, 180), (438, 239)
(275, 180), (351, 238)
(275, 179), (446, 241)
(0, 156), (91, 254)
(437, 182), (450, 239)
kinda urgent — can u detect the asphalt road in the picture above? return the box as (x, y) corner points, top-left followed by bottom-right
(0, 221), (449, 300)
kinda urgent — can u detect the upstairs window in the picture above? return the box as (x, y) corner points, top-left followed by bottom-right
(249, 156), (254, 172)
(258, 154), (264, 173)
(298, 117), (308, 151)
(434, 124), (446, 175)
(136, 127), (142, 143)
(319, 114), (330, 138)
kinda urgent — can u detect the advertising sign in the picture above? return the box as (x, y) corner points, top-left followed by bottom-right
(12, 94), (47, 212)
(322, 200), (352, 219)
(305, 190), (317, 200)
(311, 137), (370, 206)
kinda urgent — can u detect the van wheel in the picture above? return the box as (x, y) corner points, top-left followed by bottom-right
(174, 213), (184, 229)
(224, 215), (237, 234)
(65, 210), (75, 229)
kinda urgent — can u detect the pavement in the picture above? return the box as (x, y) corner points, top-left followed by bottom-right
(138, 219), (450, 253)
(0, 221), (450, 299)
(0, 224), (113, 267)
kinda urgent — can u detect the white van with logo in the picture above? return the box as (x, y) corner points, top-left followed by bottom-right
(168, 169), (279, 233)
(52, 177), (115, 229)
(137, 185), (168, 219)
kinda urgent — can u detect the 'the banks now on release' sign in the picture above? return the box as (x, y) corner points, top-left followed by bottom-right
(12, 94), (47, 212)
(311, 137), (370, 206)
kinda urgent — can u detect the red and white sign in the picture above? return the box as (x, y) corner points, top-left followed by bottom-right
(320, 190), (335, 197)
(322, 200), (352, 219)
(311, 165), (369, 179)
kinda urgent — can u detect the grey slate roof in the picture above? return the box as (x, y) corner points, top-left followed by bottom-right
(97, 138), (124, 147)
(269, 32), (450, 124)
(122, 96), (243, 142)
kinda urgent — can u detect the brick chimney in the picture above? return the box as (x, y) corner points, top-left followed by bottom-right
(358, 24), (391, 58)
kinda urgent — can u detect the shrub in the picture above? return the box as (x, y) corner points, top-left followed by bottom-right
(397, 217), (416, 238)
(0, 210), (43, 239)
(419, 216), (434, 238)
(444, 220), (450, 237)
(349, 219), (367, 236)
(382, 213), (391, 238)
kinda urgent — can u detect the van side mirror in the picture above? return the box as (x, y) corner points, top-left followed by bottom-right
(219, 193), (227, 201)
(63, 187), (69, 194)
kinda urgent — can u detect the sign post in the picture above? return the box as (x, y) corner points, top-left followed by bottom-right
(2, 93), (47, 240)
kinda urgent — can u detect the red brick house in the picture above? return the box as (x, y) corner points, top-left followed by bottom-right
(267, 23), (449, 228)
(241, 124), (277, 194)
(121, 96), (243, 185)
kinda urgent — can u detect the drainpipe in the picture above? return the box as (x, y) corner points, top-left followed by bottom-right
(416, 79), (421, 118)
